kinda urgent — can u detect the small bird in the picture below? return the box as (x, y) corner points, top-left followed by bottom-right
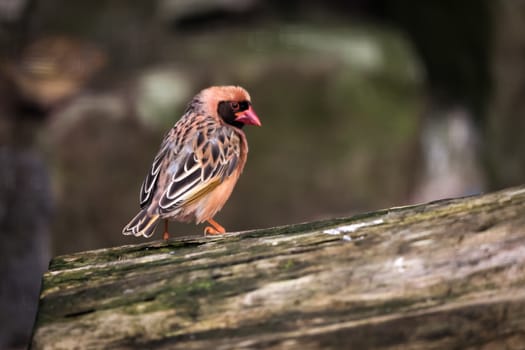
(123, 86), (261, 239)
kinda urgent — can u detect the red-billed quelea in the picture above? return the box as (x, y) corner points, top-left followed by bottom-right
(123, 86), (261, 239)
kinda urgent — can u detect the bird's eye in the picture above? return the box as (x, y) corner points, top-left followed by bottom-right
(230, 102), (240, 111)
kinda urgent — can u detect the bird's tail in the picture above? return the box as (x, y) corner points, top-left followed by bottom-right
(122, 209), (160, 237)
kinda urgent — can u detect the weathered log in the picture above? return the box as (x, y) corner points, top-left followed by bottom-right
(31, 186), (525, 349)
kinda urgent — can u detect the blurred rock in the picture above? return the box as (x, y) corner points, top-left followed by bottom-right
(2, 36), (106, 112)
(136, 67), (193, 129)
(48, 93), (127, 137)
(46, 92), (159, 253)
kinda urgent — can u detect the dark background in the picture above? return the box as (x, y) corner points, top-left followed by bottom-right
(1, 0), (524, 348)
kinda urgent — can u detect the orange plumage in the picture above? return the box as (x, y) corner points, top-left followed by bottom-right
(123, 86), (261, 239)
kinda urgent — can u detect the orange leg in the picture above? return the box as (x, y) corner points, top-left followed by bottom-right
(204, 218), (226, 235)
(163, 220), (170, 241)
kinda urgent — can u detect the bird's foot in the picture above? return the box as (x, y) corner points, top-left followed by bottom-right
(163, 220), (170, 241)
(204, 226), (223, 235)
(204, 218), (226, 236)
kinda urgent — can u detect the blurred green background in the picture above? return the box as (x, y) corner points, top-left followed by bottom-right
(1, 0), (524, 348)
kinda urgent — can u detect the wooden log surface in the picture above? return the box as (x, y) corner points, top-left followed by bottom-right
(31, 186), (525, 349)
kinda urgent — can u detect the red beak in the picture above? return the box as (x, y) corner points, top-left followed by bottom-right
(235, 106), (262, 126)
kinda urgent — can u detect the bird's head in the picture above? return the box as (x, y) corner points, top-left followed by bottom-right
(199, 85), (261, 128)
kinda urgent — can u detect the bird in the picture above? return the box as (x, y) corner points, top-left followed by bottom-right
(123, 85), (261, 239)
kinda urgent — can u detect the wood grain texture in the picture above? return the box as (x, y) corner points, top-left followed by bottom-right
(31, 186), (525, 349)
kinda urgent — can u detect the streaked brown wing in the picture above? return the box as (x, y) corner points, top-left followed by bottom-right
(139, 133), (172, 208)
(158, 126), (240, 213)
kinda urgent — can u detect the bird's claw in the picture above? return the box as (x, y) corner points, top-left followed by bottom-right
(204, 226), (223, 235)
(204, 219), (226, 236)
